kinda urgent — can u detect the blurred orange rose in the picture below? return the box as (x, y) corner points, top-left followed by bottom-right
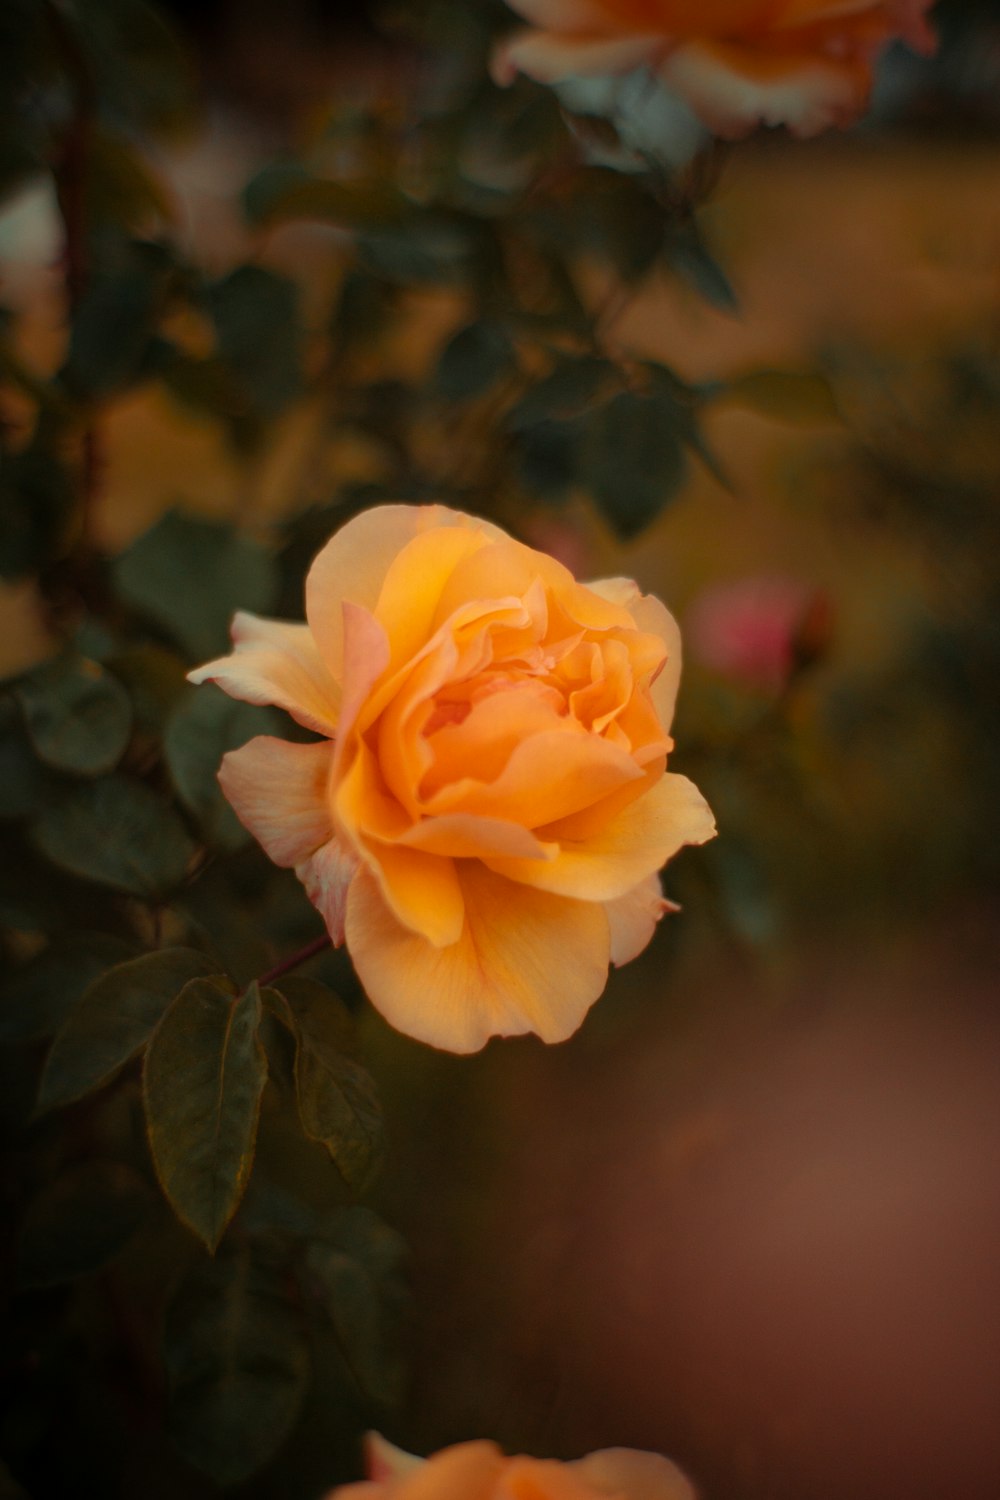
(492, 0), (937, 138)
(329, 1433), (696, 1499)
(189, 505), (713, 1052)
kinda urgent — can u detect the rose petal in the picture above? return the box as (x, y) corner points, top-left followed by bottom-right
(420, 685), (579, 803)
(306, 505), (505, 679)
(345, 863), (611, 1052)
(501, 0), (619, 30)
(363, 842), (466, 949)
(424, 728), (645, 828)
(396, 813), (552, 861)
(333, 602), (391, 784)
(492, 27), (660, 85)
(435, 541), (632, 640)
(328, 1442), (505, 1500)
(188, 611), (340, 735)
(333, 744), (465, 946)
(364, 1434), (424, 1484)
(605, 872), (677, 966)
(660, 37), (870, 138)
(374, 526), (496, 672)
(589, 578), (682, 733)
(218, 736), (333, 866)
(297, 837), (359, 946)
(775, 0), (883, 27)
(571, 1445), (698, 1500)
(486, 770), (715, 901)
(500, 1456), (605, 1500)
(393, 1443), (504, 1500)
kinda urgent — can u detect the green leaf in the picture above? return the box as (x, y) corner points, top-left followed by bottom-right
(663, 219), (738, 313)
(165, 1247), (309, 1484)
(358, 211), (476, 285)
(329, 271), (397, 359)
(144, 976), (267, 1250)
(270, 978), (384, 1191)
(581, 389), (689, 538)
(0, 436), (73, 581)
(16, 652), (132, 776)
(37, 947), (220, 1112)
(86, 126), (173, 231)
(74, 0), (195, 136)
(0, 697), (55, 819)
(434, 321), (516, 401)
(718, 369), (841, 425)
(62, 240), (171, 399)
(0, 931), (135, 1046)
(208, 265), (302, 419)
(571, 168), (665, 282)
(112, 508), (278, 660)
(300, 1207), (406, 1405)
(164, 687), (282, 851)
(506, 356), (613, 430)
(107, 642), (189, 734)
(506, 357), (617, 499)
(31, 774), (197, 897)
(242, 162), (405, 230)
(512, 415), (584, 500)
(17, 1161), (152, 1287)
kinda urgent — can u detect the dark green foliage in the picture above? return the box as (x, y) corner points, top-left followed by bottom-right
(0, 698), (59, 819)
(37, 946), (219, 1112)
(16, 651), (132, 776)
(434, 320), (517, 400)
(31, 773), (197, 897)
(0, 435), (74, 581)
(73, 0), (195, 135)
(165, 688), (282, 851)
(581, 387), (689, 537)
(108, 642), (189, 733)
(16, 1161), (152, 1287)
(164, 1247), (310, 1483)
(143, 977), (267, 1250)
(4, 0), (959, 1494)
(207, 266), (303, 419)
(663, 217), (739, 312)
(0, 931), (136, 1045)
(358, 209), (483, 286)
(62, 239), (173, 399)
(112, 509), (278, 660)
(243, 162), (406, 230)
(270, 978), (385, 1191)
(300, 1208), (407, 1405)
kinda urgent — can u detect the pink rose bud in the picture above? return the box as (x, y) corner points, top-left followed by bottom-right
(687, 574), (832, 690)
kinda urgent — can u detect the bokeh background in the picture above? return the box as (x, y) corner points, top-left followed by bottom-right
(2, 2), (999, 1498)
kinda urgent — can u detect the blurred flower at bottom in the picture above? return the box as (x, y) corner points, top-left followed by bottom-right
(327, 1432), (696, 1500)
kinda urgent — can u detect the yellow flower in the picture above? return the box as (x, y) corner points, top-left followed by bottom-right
(328, 1433), (696, 1499)
(492, 0), (937, 139)
(189, 505), (714, 1053)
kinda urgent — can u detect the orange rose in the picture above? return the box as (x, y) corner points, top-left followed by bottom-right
(492, 0), (937, 138)
(329, 1433), (696, 1499)
(189, 505), (714, 1053)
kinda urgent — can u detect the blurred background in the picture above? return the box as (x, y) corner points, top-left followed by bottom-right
(2, 2), (1000, 1498)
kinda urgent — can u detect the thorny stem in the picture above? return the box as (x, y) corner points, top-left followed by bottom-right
(255, 932), (333, 991)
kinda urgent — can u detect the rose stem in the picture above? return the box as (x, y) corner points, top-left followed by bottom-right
(255, 932), (333, 990)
